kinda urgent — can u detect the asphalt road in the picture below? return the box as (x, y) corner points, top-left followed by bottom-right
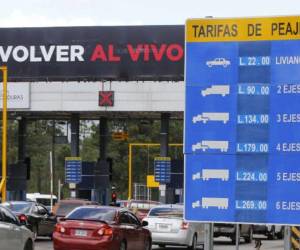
(35, 237), (284, 250)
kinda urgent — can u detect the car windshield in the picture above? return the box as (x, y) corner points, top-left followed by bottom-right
(129, 202), (158, 209)
(56, 203), (85, 216)
(3, 202), (32, 213)
(148, 207), (183, 218)
(66, 207), (116, 221)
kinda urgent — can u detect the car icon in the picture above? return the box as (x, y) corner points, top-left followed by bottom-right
(206, 58), (231, 68)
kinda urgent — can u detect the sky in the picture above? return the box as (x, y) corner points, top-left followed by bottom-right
(0, 0), (300, 27)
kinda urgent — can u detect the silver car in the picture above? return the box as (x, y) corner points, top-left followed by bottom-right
(0, 205), (34, 250)
(143, 204), (204, 249)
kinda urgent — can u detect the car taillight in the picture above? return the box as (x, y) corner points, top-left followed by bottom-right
(97, 227), (113, 236)
(55, 224), (66, 234)
(181, 221), (189, 230)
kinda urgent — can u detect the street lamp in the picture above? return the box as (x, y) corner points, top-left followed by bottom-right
(0, 66), (8, 202)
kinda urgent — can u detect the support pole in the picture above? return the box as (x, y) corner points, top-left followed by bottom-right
(70, 114), (80, 157)
(159, 113), (170, 204)
(235, 224), (240, 250)
(204, 223), (214, 250)
(284, 226), (291, 250)
(99, 117), (108, 160)
(18, 117), (27, 162)
(0, 66), (7, 202)
(70, 114), (80, 198)
(128, 144), (132, 200)
(50, 151), (53, 211)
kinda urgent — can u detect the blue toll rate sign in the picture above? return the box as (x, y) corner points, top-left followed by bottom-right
(65, 157), (82, 184)
(185, 16), (300, 225)
(154, 157), (171, 184)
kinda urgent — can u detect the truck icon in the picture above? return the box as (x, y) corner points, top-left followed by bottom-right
(202, 197), (229, 209)
(206, 58), (231, 68)
(201, 85), (230, 97)
(192, 169), (229, 181)
(192, 140), (229, 152)
(192, 112), (229, 124)
(192, 198), (229, 210)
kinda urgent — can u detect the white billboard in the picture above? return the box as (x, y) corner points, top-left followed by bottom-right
(0, 82), (30, 109)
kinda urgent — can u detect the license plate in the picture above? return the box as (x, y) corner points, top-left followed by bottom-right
(158, 223), (171, 231)
(75, 229), (88, 237)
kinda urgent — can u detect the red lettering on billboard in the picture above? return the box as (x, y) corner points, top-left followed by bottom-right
(151, 44), (167, 61)
(166, 44), (183, 62)
(108, 45), (120, 62)
(127, 44), (143, 61)
(90, 44), (107, 61)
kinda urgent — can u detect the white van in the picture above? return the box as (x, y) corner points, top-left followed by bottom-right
(26, 193), (57, 210)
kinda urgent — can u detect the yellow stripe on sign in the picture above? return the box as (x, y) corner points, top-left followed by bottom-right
(186, 16), (300, 42)
(154, 157), (171, 161)
(292, 226), (300, 238)
(65, 157), (82, 161)
(291, 237), (300, 249)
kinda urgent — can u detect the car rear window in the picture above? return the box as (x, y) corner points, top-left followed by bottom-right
(56, 203), (85, 216)
(3, 202), (32, 214)
(66, 207), (116, 221)
(148, 207), (183, 218)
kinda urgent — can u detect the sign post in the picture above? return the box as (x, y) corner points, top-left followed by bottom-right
(185, 16), (300, 248)
(0, 66), (7, 202)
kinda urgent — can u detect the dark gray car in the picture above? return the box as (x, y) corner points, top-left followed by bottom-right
(2, 201), (57, 239)
(0, 205), (34, 250)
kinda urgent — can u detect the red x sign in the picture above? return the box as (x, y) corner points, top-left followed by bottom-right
(99, 91), (114, 107)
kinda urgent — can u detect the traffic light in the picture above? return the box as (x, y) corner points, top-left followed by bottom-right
(111, 191), (117, 203)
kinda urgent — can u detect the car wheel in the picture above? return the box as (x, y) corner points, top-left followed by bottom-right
(244, 226), (253, 243)
(120, 240), (127, 250)
(188, 234), (197, 250)
(158, 244), (165, 248)
(24, 240), (33, 250)
(144, 238), (152, 250)
(267, 227), (276, 240)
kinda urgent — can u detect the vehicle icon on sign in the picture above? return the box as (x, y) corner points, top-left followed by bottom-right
(192, 198), (229, 210)
(192, 112), (229, 124)
(192, 140), (229, 152)
(201, 85), (230, 97)
(206, 58), (231, 68)
(192, 169), (229, 181)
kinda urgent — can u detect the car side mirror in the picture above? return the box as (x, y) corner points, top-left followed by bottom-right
(142, 221), (148, 227)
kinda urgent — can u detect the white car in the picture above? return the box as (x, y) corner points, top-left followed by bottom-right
(206, 58), (231, 67)
(143, 204), (204, 250)
(0, 205), (34, 250)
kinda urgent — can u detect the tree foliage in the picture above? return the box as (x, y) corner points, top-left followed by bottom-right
(3, 118), (183, 200)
